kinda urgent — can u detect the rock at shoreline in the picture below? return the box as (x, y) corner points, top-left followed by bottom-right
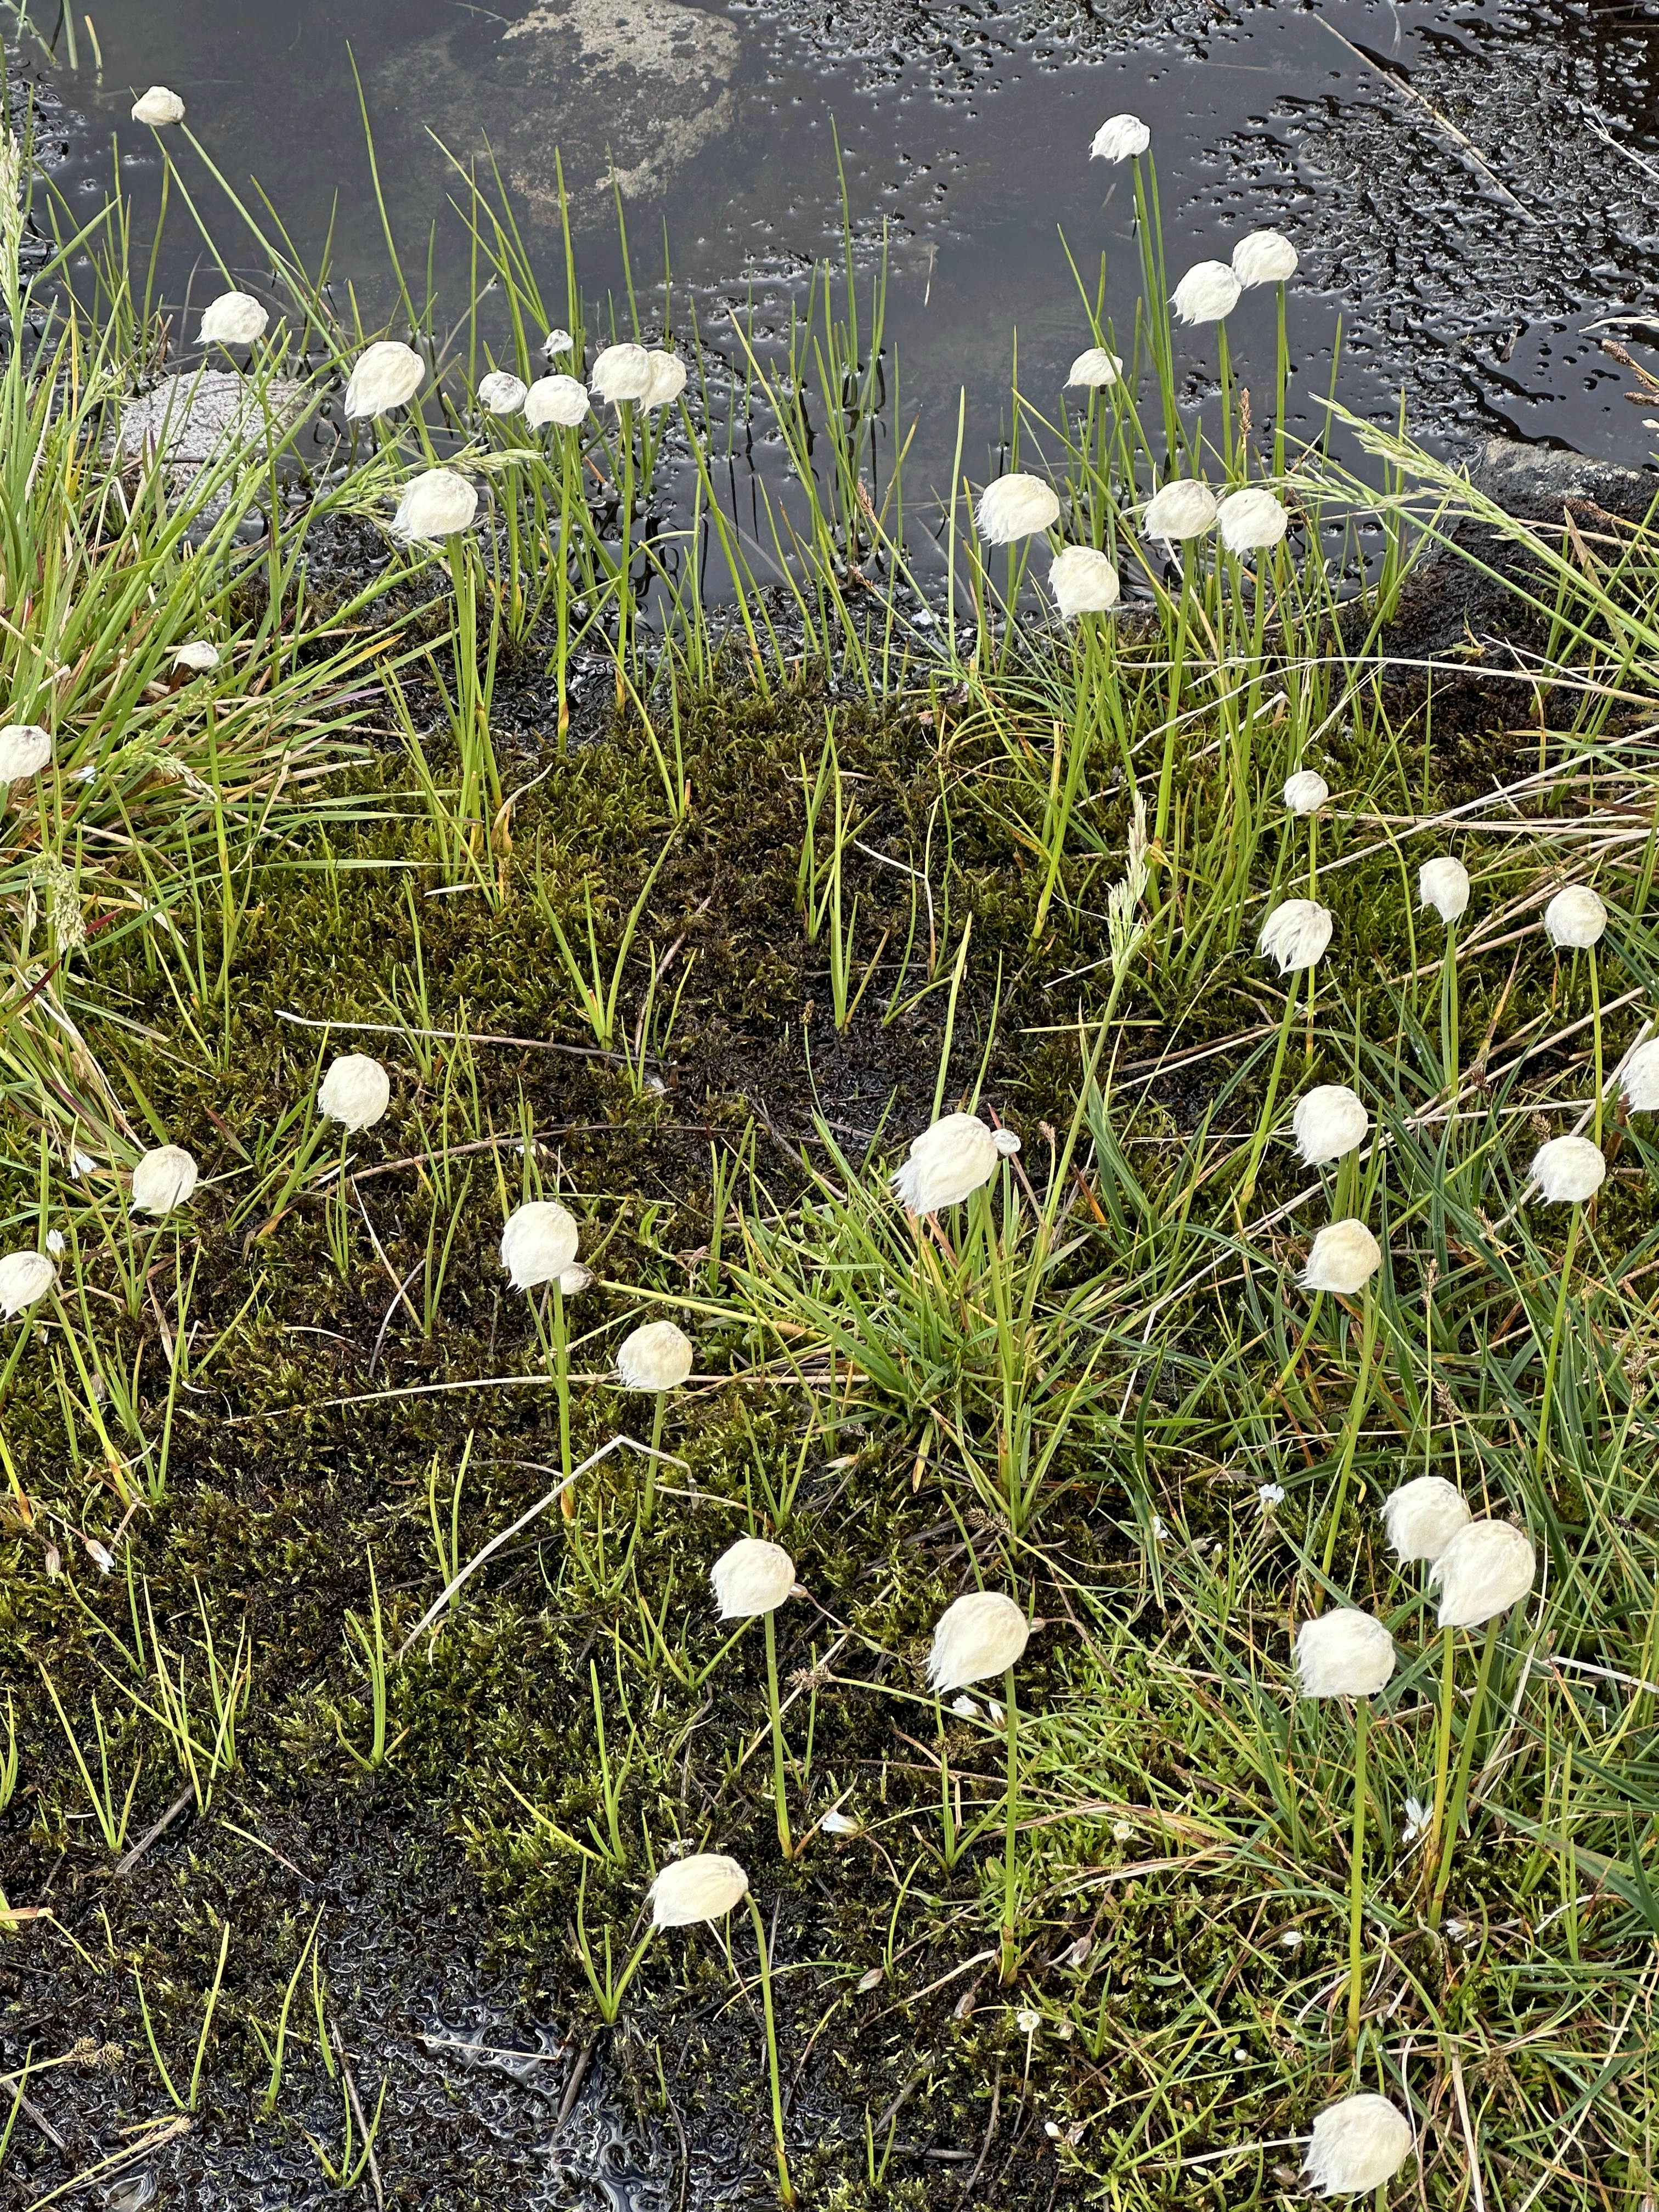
(375, 0), (741, 217)
(117, 368), (308, 521)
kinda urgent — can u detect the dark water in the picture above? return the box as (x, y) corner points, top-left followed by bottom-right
(21, 0), (1659, 493)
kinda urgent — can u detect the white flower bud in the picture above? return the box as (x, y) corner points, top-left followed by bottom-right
(1531, 1134), (1605, 1204)
(648, 1852), (749, 1927)
(710, 1536), (795, 1620)
(1066, 347), (1122, 387)
(1232, 229), (1299, 287)
(1283, 770), (1328, 815)
(1431, 1519), (1535, 1628)
(1381, 1475), (1470, 1564)
(391, 469), (477, 543)
(1089, 113), (1149, 160)
(0, 723), (51, 782)
(617, 1319), (693, 1392)
(199, 292), (267, 347)
(1294, 1609), (1396, 1697)
(1143, 478), (1216, 540)
(591, 343), (652, 405)
(172, 641), (220, 673)
(1418, 856), (1470, 924)
(891, 1113), (1019, 1215)
(977, 473), (1061, 545)
(0, 1250), (55, 1316)
(131, 1145), (198, 1215)
(317, 1053), (390, 1132)
(1217, 487), (1288, 553)
(1301, 1218), (1381, 1296)
(500, 1200), (578, 1291)
(1622, 1036), (1659, 1110)
(477, 370), (527, 415)
(1292, 1084), (1368, 1166)
(343, 340), (425, 421)
(927, 1591), (1030, 1692)
(524, 374), (590, 428)
(1544, 885), (1606, 950)
(1303, 2094), (1413, 2196)
(132, 86), (185, 126)
(558, 1263), (592, 1297)
(820, 1809), (859, 1836)
(641, 351), (687, 410)
(1171, 261), (1241, 324)
(1048, 546), (1120, 619)
(1259, 898), (1333, 974)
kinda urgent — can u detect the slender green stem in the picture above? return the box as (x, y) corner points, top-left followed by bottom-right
(1441, 924), (1460, 1097)
(744, 1893), (795, 2207)
(1000, 1664), (1020, 1984)
(1424, 1622), (1456, 1880)
(1347, 1696), (1368, 2049)
(553, 1280), (573, 1519)
(764, 1609), (793, 1860)
(1430, 1612), (1502, 1928)
(1319, 1284), (1377, 1579)
(1589, 945), (1604, 1144)
(642, 1392), (666, 1526)
(1237, 966), (1301, 1213)
(1534, 1205), (1582, 1480)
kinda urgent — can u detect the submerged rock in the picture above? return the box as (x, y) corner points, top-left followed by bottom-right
(376, 0), (741, 216)
(117, 367), (308, 522)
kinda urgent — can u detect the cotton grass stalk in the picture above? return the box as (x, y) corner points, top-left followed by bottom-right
(1258, 898), (1332, 974)
(1216, 486), (1288, 552)
(1381, 1476), (1469, 1565)
(391, 469), (477, 543)
(617, 1319), (693, 1523)
(714, 1536), (800, 1857)
(502, 1199), (581, 1508)
(590, 342), (652, 406)
(318, 1054), (390, 1132)
(1142, 478), (1216, 541)
(930, 1593), (1031, 1982)
(1528, 1138), (1602, 1493)
(1296, 1609), (1393, 2044)
(1232, 229), (1299, 287)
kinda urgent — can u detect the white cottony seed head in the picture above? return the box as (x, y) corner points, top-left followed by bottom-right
(1544, 884), (1607, 950)
(1048, 546), (1120, 619)
(640, 351), (687, 410)
(1292, 1083), (1368, 1166)
(648, 1853), (749, 1928)
(478, 370), (528, 415)
(132, 86), (185, 125)
(1381, 1475), (1471, 1564)
(1431, 1519), (1536, 1628)
(1531, 1134), (1605, 1204)
(1622, 1036), (1659, 1110)
(1294, 1609), (1396, 1698)
(1143, 478), (1217, 540)
(391, 469), (478, 543)
(0, 1249), (55, 1316)
(891, 1113), (1019, 1215)
(710, 1535), (797, 1620)
(1090, 113), (1150, 161)
(1301, 1218), (1382, 1296)
(977, 473), (1061, 545)
(820, 1809), (859, 1836)
(172, 641), (221, 673)
(131, 1144), (199, 1215)
(1303, 2094), (1414, 2197)
(1066, 347), (1123, 388)
(590, 342), (652, 405)
(927, 1590), (1030, 1692)
(1171, 261), (1242, 325)
(1258, 898), (1333, 974)
(318, 1053), (390, 1133)
(1419, 855), (1471, 924)
(525, 374), (590, 428)
(543, 328), (573, 359)
(1232, 229), (1299, 287)
(616, 1318), (693, 1392)
(199, 292), (268, 347)
(1217, 487), (1288, 553)
(500, 1200), (579, 1291)
(343, 340), (425, 421)
(1282, 770), (1329, 815)
(0, 723), (51, 782)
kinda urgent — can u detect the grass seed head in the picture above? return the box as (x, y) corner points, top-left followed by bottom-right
(1217, 486), (1288, 552)
(1232, 229), (1300, 287)
(1418, 855), (1471, 924)
(1090, 113), (1150, 160)
(648, 1852), (749, 1927)
(343, 340), (425, 421)
(1282, 769), (1329, 815)
(0, 1249), (55, 1316)
(927, 1591), (1030, 1692)
(1301, 1218), (1381, 1295)
(1530, 1133), (1605, 1204)
(199, 292), (268, 347)
(641, 352), (687, 410)
(1293, 1609), (1396, 1697)
(391, 469), (478, 543)
(617, 1318), (693, 1392)
(1431, 1520), (1537, 1628)
(1303, 2094), (1414, 2196)
(1049, 546), (1120, 618)
(1171, 260), (1242, 324)
(1292, 1083), (1368, 1166)
(1259, 898), (1333, 974)
(1380, 1475), (1470, 1564)
(977, 473), (1061, 545)
(590, 343), (653, 406)
(477, 370), (528, 416)
(1544, 884), (1607, 950)
(500, 1200), (579, 1291)
(131, 1144), (199, 1216)
(131, 87), (185, 126)
(710, 1536), (796, 1620)
(318, 1053), (390, 1133)
(525, 375), (590, 428)
(1143, 477), (1217, 540)
(1066, 347), (1123, 388)
(891, 1112), (1019, 1215)
(0, 724), (50, 782)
